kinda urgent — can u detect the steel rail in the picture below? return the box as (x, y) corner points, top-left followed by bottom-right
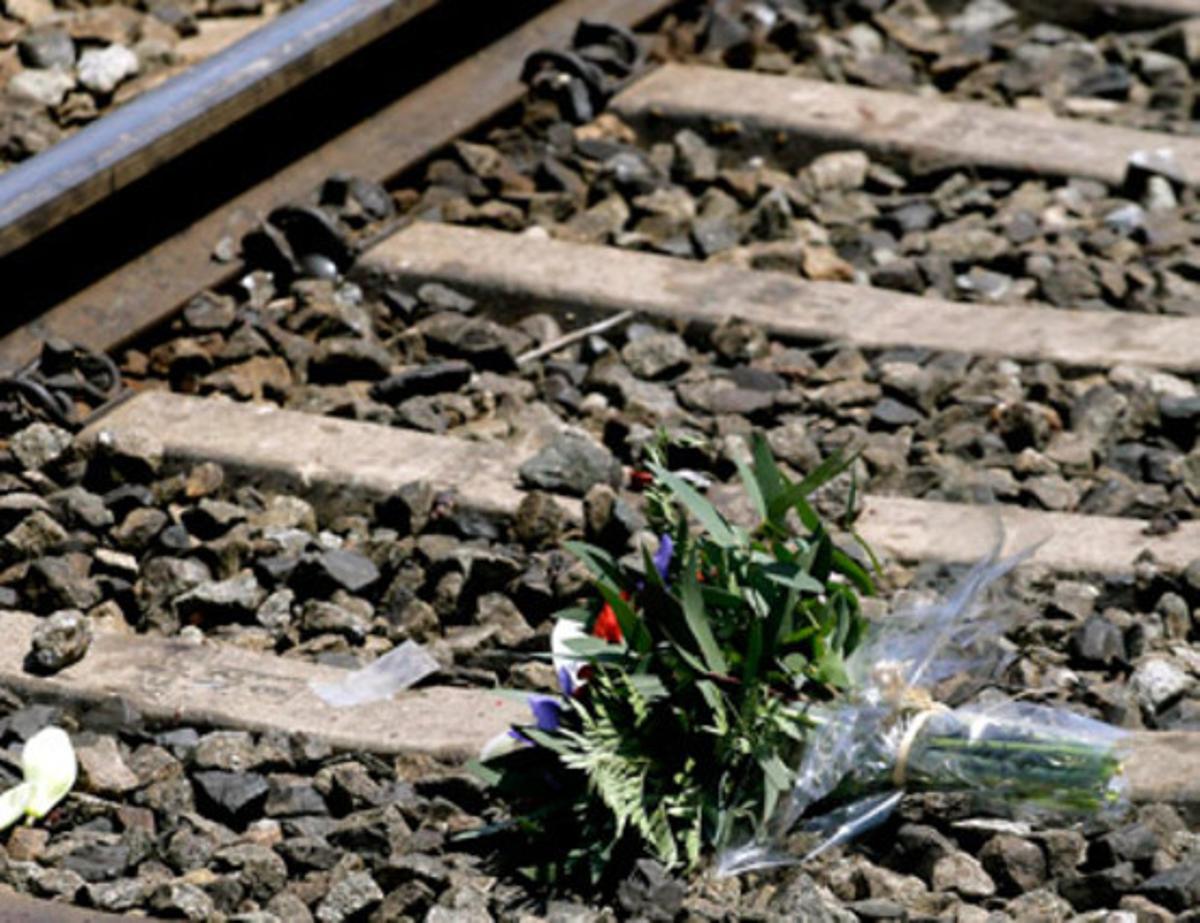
(0, 0), (679, 373)
(1010, 0), (1200, 23)
(0, 0), (440, 259)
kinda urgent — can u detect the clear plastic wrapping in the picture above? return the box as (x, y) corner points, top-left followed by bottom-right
(718, 545), (1128, 876)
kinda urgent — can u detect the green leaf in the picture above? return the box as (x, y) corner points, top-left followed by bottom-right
(563, 635), (628, 662)
(485, 688), (564, 705)
(832, 548), (875, 596)
(640, 544), (667, 591)
(649, 464), (740, 548)
(552, 606), (592, 624)
(467, 759), (503, 787)
(628, 673), (669, 702)
(698, 585), (744, 610)
(659, 621), (714, 676)
(757, 753), (793, 826)
(811, 650), (850, 688)
(742, 619), (763, 685)
(522, 727), (572, 754)
(595, 581), (648, 653)
(843, 460), (861, 530)
(759, 752), (794, 789)
(761, 562), (825, 595)
(696, 679), (727, 728)
(679, 555), (728, 675)
(564, 541), (623, 586)
(767, 451), (855, 532)
(768, 486), (819, 534)
(750, 433), (787, 521)
(795, 449), (854, 496)
(810, 531), (834, 583)
(735, 456), (768, 523)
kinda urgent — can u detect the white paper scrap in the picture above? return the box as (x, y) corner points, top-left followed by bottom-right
(309, 641), (440, 707)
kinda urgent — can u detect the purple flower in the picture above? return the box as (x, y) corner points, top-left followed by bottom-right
(653, 534), (675, 583)
(528, 695), (563, 732)
(507, 695), (564, 746)
(557, 666), (575, 698)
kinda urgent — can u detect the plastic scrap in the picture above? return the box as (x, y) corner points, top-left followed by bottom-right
(310, 641), (439, 707)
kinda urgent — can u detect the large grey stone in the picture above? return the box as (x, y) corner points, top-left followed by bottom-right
(519, 432), (623, 497)
(11, 422), (73, 470)
(315, 871), (383, 922)
(28, 608), (91, 673)
(77, 44), (138, 95)
(7, 68), (75, 107)
(18, 27), (75, 69)
(1131, 658), (1192, 711)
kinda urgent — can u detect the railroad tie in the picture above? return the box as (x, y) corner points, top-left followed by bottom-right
(0, 890), (141, 922)
(0, 609), (523, 760)
(365, 223), (1200, 374)
(83, 390), (1200, 577)
(80, 390), (579, 525)
(0, 596), (1190, 799)
(609, 63), (1200, 188)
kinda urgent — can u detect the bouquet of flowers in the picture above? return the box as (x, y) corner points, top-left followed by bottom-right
(474, 435), (1127, 884)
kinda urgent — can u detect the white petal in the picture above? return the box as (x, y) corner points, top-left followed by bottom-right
(480, 730), (522, 761)
(21, 727), (76, 819)
(0, 783), (32, 831)
(551, 618), (589, 691)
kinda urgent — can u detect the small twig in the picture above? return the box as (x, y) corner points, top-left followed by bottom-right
(517, 310), (636, 366)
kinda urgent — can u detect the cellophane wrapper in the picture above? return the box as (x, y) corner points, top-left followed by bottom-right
(718, 545), (1128, 876)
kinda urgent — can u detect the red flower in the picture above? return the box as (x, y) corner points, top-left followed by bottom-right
(628, 469), (653, 491)
(593, 601), (623, 644)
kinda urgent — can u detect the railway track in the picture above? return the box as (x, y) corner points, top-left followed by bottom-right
(2, 0), (1200, 918)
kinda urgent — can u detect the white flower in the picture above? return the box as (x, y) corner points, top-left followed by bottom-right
(551, 618), (589, 694)
(0, 726), (76, 829)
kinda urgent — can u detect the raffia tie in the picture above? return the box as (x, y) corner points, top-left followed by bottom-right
(892, 704), (951, 788)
